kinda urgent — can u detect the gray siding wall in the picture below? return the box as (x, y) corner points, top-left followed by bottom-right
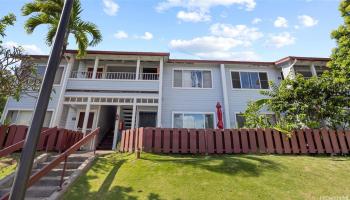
(161, 63), (224, 128)
(224, 64), (282, 128)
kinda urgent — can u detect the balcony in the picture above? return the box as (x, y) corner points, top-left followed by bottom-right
(67, 71), (160, 92)
(70, 71), (159, 80)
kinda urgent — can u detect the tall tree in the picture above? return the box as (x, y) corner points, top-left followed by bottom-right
(242, 0), (350, 131)
(22, 0), (102, 57)
(0, 14), (41, 117)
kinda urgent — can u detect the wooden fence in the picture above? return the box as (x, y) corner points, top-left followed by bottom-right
(0, 125), (83, 154)
(120, 128), (350, 154)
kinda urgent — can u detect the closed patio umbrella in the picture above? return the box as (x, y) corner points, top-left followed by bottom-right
(216, 102), (224, 129)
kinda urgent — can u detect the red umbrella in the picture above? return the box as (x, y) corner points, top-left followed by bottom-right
(216, 102), (224, 129)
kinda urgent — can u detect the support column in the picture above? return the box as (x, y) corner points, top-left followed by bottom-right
(310, 63), (317, 77)
(131, 98), (137, 129)
(112, 106), (121, 150)
(156, 58), (164, 127)
(82, 97), (91, 136)
(136, 57), (140, 80)
(52, 56), (75, 127)
(220, 64), (231, 128)
(92, 56), (99, 79)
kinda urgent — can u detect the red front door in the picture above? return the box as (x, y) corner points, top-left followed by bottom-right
(77, 112), (94, 130)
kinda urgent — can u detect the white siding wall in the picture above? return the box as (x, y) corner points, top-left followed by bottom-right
(224, 64), (282, 128)
(161, 63), (224, 128)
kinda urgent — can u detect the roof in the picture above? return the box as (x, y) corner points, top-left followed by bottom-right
(28, 50), (330, 65)
(168, 59), (274, 65)
(275, 56), (331, 65)
(65, 49), (170, 57)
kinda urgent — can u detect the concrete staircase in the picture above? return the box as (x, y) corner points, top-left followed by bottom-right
(0, 152), (94, 200)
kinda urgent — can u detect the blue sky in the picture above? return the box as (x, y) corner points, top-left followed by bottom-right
(0, 0), (342, 61)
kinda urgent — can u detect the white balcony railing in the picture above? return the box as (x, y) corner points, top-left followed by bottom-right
(70, 71), (159, 80)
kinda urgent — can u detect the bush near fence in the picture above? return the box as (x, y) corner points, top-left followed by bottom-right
(0, 125), (83, 153)
(120, 128), (350, 154)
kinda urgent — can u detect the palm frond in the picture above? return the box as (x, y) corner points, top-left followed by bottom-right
(73, 30), (88, 57)
(75, 21), (102, 46)
(24, 13), (56, 34)
(46, 24), (58, 45)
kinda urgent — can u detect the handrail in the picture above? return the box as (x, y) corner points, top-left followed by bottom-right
(70, 71), (159, 80)
(0, 127), (57, 158)
(0, 128), (100, 200)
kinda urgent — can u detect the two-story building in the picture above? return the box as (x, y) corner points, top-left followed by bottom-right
(0, 50), (330, 149)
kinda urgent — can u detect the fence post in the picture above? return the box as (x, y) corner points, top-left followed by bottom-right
(59, 156), (68, 189)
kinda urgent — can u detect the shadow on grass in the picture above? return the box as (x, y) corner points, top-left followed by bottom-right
(64, 153), (164, 200)
(141, 154), (283, 177)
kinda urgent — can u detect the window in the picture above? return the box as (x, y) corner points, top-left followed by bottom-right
(37, 65), (64, 85)
(315, 66), (328, 77)
(173, 70), (212, 88)
(294, 65), (313, 78)
(235, 113), (276, 128)
(231, 71), (269, 89)
(5, 110), (53, 127)
(173, 113), (214, 128)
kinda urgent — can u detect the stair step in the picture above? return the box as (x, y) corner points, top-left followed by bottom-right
(32, 168), (76, 177)
(36, 161), (83, 170)
(25, 186), (58, 198)
(46, 155), (89, 163)
(33, 176), (69, 186)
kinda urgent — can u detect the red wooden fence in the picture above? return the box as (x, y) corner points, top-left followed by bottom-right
(120, 128), (350, 155)
(0, 125), (83, 155)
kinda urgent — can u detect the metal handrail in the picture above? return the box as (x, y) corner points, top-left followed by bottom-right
(0, 128), (100, 200)
(0, 127), (57, 158)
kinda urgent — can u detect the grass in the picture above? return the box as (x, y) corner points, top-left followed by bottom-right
(63, 153), (350, 200)
(0, 154), (20, 179)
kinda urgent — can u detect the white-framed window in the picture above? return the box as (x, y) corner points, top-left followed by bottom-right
(173, 69), (212, 88)
(37, 65), (64, 85)
(173, 112), (214, 128)
(5, 110), (53, 127)
(315, 66), (328, 77)
(294, 65), (313, 78)
(231, 71), (269, 89)
(235, 113), (276, 128)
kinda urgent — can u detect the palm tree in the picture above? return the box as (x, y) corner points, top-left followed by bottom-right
(22, 0), (102, 57)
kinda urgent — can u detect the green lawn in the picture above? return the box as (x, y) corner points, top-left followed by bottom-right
(63, 153), (350, 200)
(0, 154), (19, 179)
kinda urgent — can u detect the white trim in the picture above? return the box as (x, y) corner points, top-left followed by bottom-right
(172, 68), (214, 89)
(220, 64), (231, 129)
(0, 99), (9, 123)
(52, 57), (75, 126)
(67, 78), (158, 82)
(171, 111), (216, 129)
(229, 70), (270, 90)
(157, 58), (163, 127)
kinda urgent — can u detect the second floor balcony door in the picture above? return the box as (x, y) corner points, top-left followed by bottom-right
(87, 68), (103, 79)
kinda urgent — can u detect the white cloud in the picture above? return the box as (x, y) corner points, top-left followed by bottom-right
(137, 32), (154, 40)
(170, 36), (246, 52)
(210, 23), (263, 44)
(102, 0), (119, 16)
(114, 31), (128, 39)
(195, 51), (260, 60)
(177, 10), (211, 22)
(274, 17), (288, 28)
(3, 41), (44, 54)
(267, 32), (295, 48)
(252, 18), (262, 24)
(156, 0), (256, 23)
(156, 0), (256, 12)
(298, 15), (318, 27)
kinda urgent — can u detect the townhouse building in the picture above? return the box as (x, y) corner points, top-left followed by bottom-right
(0, 50), (330, 149)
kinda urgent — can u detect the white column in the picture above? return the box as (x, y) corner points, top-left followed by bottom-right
(82, 97), (91, 136)
(52, 56), (75, 127)
(156, 57), (164, 127)
(131, 98), (137, 129)
(220, 64), (231, 128)
(310, 63), (317, 77)
(92, 56), (99, 79)
(136, 57), (140, 80)
(0, 99), (9, 124)
(112, 106), (121, 150)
